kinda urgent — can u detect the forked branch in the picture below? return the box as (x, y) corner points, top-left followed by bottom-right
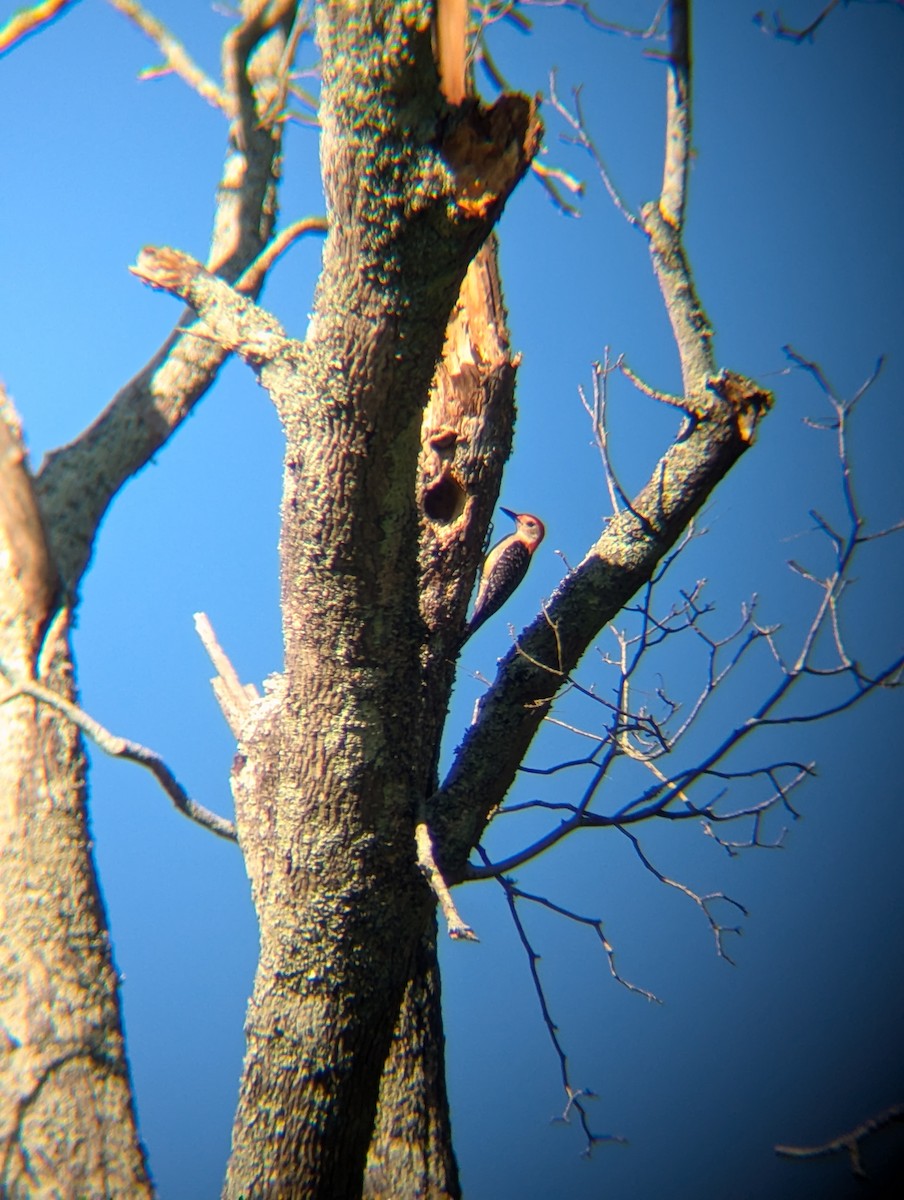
(487, 856), (630, 1157)
(34, 2), (304, 595)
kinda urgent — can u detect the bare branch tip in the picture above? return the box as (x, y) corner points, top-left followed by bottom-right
(107, 0), (226, 111)
(448, 923), (479, 943)
(194, 611), (256, 734)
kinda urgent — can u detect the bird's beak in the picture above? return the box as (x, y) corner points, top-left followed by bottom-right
(499, 507), (517, 521)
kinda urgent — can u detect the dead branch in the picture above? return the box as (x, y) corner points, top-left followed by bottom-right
(131, 247), (294, 365)
(415, 823), (478, 941)
(529, 159), (585, 218)
(193, 612), (259, 739)
(0, 671), (237, 842)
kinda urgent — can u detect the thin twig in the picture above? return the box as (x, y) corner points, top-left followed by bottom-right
(106, 0), (227, 111)
(0, 672), (236, 841)
(547, 73), (639, 226)
(521, 0), (668, 40)
(512, 886), (660, 1002)
(578, 353), (630, 516)
(754, 0), (844, 42)
(618, 827), (746, 961)
(619, 358), (698, 415)
(486, 853), (627, 1155)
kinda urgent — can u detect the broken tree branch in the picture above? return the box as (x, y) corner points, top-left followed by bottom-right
(194, 611), (259, 739)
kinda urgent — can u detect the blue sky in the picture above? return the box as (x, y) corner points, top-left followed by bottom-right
(2, 2), (903, 1196)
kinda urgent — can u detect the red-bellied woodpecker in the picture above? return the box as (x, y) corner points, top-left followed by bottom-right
(464, 507), (545, 640)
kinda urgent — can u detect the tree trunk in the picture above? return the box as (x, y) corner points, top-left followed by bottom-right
(0, 402), (151, 1196)
(365, 922), (460, 1199)
(216, 4), (538, 1194)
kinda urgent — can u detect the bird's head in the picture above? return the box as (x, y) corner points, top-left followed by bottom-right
(500, 507), (545, 548)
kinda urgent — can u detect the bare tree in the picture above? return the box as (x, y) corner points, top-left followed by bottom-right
(0, 2), (899, 1197)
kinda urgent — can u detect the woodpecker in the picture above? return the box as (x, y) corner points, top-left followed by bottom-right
(464, 508), (545, 640)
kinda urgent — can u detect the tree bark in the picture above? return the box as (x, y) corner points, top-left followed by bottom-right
(364, 921), (460, 1199)
(0, 400), (152, 1197)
